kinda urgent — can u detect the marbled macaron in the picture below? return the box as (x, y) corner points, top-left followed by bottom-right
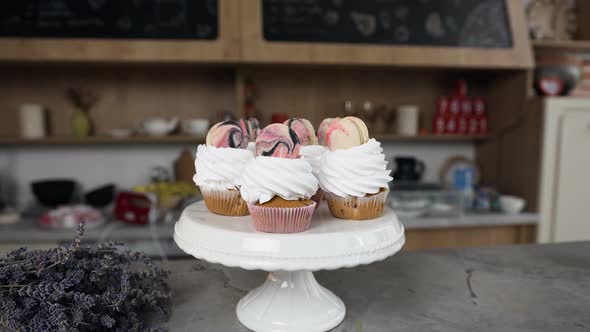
(206, 120), (247, 149)
(248, 118), (261, 141)
(255, 123), (300, 158)
(284, 118), (317, 146)
(239, 118), (253, 142)
(344, 116), (369, 144)
(317, 117), (336, 146)
(325, 117), (362, 151)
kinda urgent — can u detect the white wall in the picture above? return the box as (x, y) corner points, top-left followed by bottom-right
(0, 142), (473, 208)
(0, 145), (194, 207)
(382, 142), (474, 183)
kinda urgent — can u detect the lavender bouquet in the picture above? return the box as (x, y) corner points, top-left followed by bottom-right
(0, 224), (171, 331)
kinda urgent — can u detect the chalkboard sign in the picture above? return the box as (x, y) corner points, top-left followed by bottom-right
(0, 0), (218, 40)
(263, 0), (512, 48)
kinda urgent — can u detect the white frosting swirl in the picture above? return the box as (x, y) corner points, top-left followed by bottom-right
(247, 141), (256, 155)
(240, 156), (318, 204)
(319, 139), (392, 197)
(300, 145), (326, 179)
(193, 145), (254, 190)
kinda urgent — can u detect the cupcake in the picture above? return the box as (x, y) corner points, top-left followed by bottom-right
(193, 120), (254, 216)
(240, 123), (318, 233)
(318, 117), (392, 220)
(285, 118), (326, 208)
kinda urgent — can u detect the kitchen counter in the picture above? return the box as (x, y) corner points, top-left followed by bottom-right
(165, 241), (590, 331)
(403, 212), (538, 229)
(0, 212), (538, 244)
(0, 218), (184, 258)
(0, 218), (174, 243)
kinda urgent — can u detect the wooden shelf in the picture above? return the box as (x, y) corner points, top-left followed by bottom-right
(532, 40), (590, 53)
(0, 136), (205, 146)
(0, 134), (485, 146)
(374, 134), (488, 142)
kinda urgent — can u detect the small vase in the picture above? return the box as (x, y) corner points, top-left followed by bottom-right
(71, 108), (92, 138)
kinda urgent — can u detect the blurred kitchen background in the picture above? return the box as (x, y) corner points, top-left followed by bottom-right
(0, 0), (587, 257)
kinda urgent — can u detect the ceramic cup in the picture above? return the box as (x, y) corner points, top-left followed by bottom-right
(19, 104), (46, 138)
(499, 195), (525, 214)
(182, 118), (210, 136)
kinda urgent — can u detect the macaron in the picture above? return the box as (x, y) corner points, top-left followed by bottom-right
(206, 120), (247, 149)
(317, 117), (336, 146)
(325, 118), (362, 151)
(255, 123), (300, 158)
(284, 118), (317, 146)
(239, 118), (253, 142)
(344, 116), (369, 144)
(248, 117), (261, 141)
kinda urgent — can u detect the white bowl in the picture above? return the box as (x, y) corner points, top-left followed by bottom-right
(499, 195), (525, 214)
(108, 129), (132, 138)
(182, 118), (210, 136)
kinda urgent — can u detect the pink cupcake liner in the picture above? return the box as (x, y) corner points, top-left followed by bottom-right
(310, 189), (324, 211)
(247, 202), (316, 233)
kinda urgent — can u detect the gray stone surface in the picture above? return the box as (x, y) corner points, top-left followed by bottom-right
(165, 242), (590, 332)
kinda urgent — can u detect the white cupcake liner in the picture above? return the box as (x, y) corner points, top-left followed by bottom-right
(200, 187), (249, 216)
(325, 189), (389, 220)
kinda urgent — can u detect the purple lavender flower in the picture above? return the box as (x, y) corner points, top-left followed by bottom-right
(0, 222), (171, 331)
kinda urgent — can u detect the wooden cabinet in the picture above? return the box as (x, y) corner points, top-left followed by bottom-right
(551, 112), (590, 241)
(404, 225), (536, 251)
(0, 1), (533, 68)
(538, 99), (590, 243)
(500, 98), (590, 243)
(240, 0), (533, 69)
(0, 0), (241, 63)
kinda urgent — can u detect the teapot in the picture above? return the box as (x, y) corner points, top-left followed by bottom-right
(139, 117), (179, 136)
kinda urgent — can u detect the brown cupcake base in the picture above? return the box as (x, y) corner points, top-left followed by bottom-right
(310, 189), (324, 210)
(325, 188), (389, 220)
(201, 187), (249, 216)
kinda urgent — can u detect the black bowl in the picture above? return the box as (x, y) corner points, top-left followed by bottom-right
(31, 179), (76, 207)
(85, 184), (115, 208)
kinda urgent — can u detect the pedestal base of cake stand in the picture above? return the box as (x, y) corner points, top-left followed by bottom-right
(174, 201), (405, 332)
(237, 270), (345, 332)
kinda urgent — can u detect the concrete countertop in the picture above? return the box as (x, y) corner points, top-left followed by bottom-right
(0, 212), (538, 244)
(165, 241), (590, 332)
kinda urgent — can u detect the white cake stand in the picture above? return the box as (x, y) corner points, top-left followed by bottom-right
(174, 201), (405, 332)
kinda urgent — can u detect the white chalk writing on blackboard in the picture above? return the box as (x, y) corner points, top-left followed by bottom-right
(262, 0), (512, 48)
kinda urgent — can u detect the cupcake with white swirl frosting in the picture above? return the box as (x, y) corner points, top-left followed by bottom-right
(284, 118), (326, 209)
(194, 120), (254, 216)
(240, 124), (318, 233)
(319, 117), (392, 220)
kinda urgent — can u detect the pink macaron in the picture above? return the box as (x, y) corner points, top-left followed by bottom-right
(284, 118), (317, 146)
(255, 123), (300, 158)
(324, 118), (363, 151)
(317, 117), (336, 146)
(239, 118), (254, 142)
(206, 120), (247, 149)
